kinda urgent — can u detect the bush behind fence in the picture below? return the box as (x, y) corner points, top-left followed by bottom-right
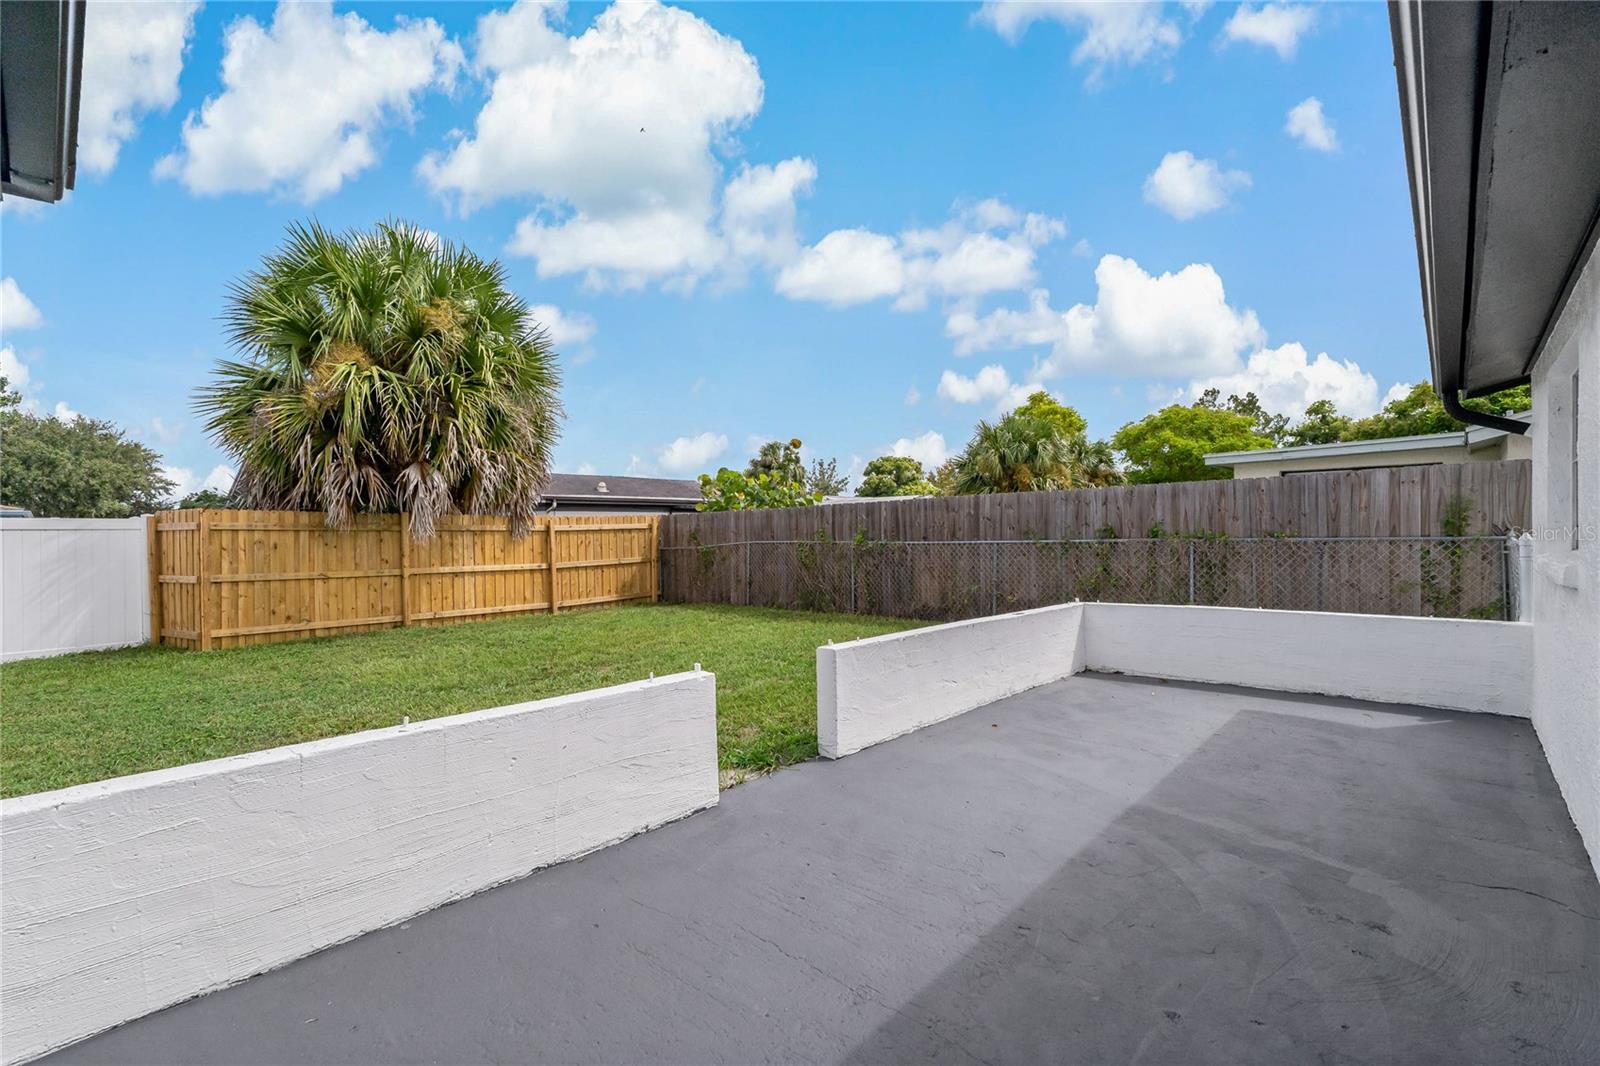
(660, 536), (1515, 622)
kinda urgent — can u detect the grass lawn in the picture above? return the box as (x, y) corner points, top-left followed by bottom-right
(0, 604), (921, 799)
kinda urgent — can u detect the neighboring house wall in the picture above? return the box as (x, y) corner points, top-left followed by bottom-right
(1226, 435), (1530, 479)
(0, 518), (150, 662)
(1529, 249), (1600, 878)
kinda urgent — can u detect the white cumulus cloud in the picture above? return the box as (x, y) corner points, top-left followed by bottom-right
(526, 304), (597, 348)
(775, 229), (906, 307)
(80, 1), (199, 175)
(657, 431), (728, 473)
(937, 365), (1038, 413)
(947, 254), (1265, 379)
(157, 2), (463, 201)
(721, 158), (819, 274)
(1221, 4), (1316, 61)
(1143, 151), (1250, 220)
(163, 464), (237, 501)
(1, 345), (32, 393)
(1, 278), (43, 333)
(52, 401), (82, 423)
(1186, 342), (1383, 419)
(975, 1), (1183, 84)
(423, 1), (787, 289)
(888, 431), (950, 471)
(777, 199), (1065, 310)
(1285, 97), (1338, 152)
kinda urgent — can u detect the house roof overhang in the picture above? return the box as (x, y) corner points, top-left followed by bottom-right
(1389, 0), (1600, 429)
(1204, 412), (1530, 467)
(1, 0), (86, 204)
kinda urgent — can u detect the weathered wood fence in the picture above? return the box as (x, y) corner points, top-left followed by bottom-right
(661, 461), (1531, 548)
(149, 510), (659, 650)
(659, 462), (1532, 621)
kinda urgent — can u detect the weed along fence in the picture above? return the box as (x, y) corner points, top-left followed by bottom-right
(660, 461), (1532, 623)
(149, 509), (660, 650)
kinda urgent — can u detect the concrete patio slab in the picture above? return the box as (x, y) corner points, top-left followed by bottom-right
(41, 674), (1600, 1065)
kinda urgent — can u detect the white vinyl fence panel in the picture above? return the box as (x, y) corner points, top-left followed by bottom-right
(0, 518), (149, 662)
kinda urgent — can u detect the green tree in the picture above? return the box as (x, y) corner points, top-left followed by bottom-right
(930, 457), (960, 497)
(1013, 390), (1088, 440)
(857, 455), (937, 497)
(805, 456), (849, 496)
(1196, 388), (1289, 445)
(1066, 435), (1123, 487)
(196, 220), (562, 539)
(951, 412), (1076, 494)
(745, 438), (806, 485)
(1284, 399), (1353, 446)
(1012, 390), (1123, 485)
(0, 379), (175, 516)
(1347, 382), (1531, 440)
(177, 488), (232, 509)
(1112, 404), (1271, 484)
(696, 468), (822, 511)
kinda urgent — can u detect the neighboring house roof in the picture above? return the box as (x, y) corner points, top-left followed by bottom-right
(1, 0), (85, 204)
(818, 494), (933, 505)
(1205, 415), (1531, 469)
(539, 474), (700, 507)
(1390, 2), (1600, 398)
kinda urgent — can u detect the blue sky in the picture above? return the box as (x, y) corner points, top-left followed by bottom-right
(0, 1), (1426, 495)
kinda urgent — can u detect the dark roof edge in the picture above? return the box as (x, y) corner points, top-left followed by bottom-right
(1389, 0), (1528, 434)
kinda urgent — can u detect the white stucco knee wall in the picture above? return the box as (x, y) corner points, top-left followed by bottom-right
(1082, 604), (1532, 718)
(0, 672), (719, 1066)
(817, 603), (1085, 758)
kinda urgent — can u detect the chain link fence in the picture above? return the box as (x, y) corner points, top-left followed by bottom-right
(661, 536), (1519, 623)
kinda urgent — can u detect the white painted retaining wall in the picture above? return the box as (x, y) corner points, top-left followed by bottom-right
(1083, 604), (1532, 718)
(817, 603), (1084, 757)
(819, 604), (1533, 761)
(0, 671), (719, 1066)
(0, 517), (149, 662)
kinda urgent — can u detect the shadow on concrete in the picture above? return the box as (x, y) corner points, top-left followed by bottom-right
(844, 679), (1600, 1065)
(40, 674), (1600, 1065)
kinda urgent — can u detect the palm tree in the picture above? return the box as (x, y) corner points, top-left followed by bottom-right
(1067, 435), (1123, 487)
(198, 221), (562, 539)
(951, 413), (1077, 494)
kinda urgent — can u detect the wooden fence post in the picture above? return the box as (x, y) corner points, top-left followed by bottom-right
(547, 520), (560, 614)
(146, 514), (162, 646)
(399, 513), (412, 627)
(196, 510), (213, 651)
(650, 517), (661, 602)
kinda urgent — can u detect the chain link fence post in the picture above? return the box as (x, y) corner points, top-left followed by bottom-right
(850, 542), (858, 615)
(1315, 541), (1326, 612)
(743, 541), (751, 606)
(1187, 540), (1196, 605)
(990, 542), (999, 616)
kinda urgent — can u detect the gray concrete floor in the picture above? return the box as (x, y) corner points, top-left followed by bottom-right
(44, 674), (1600, 1065)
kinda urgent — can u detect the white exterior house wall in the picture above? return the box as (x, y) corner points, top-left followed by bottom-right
(0, 518), (149, 661)
(1528, 248), (1600, 879)
(0, 672), (720, 1066)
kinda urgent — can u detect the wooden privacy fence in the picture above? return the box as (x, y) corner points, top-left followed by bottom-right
(660, 461), (1532, 548)
(149, 509), (660, 651)
(659, 462), (1533, 622)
